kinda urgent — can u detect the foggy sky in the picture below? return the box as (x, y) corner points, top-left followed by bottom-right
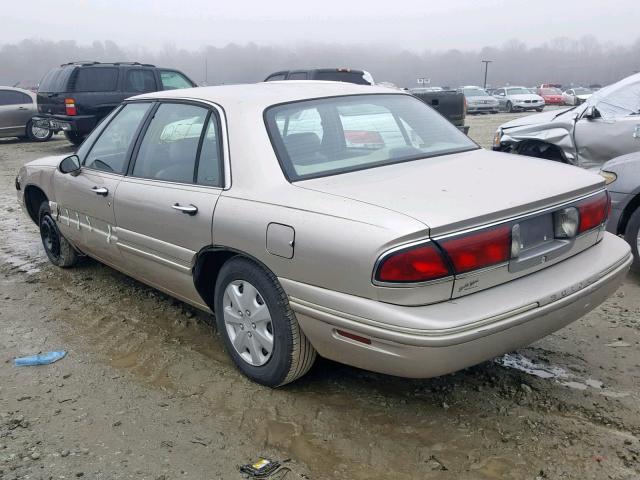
(3, 0), (638, 52)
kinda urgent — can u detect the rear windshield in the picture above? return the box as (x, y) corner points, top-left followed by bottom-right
(38, 67), (73, 93)
(314, 71), (370, 85)
(73, 67), (119, 92)
(265, 94), (478, 181)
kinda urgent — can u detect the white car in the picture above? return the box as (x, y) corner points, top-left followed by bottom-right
(493, 87), (545, 112)
(562, 87), (593, 106)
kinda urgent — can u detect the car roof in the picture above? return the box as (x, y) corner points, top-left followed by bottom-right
(131, 81), (400, 109)
(0, 86), (34, 95)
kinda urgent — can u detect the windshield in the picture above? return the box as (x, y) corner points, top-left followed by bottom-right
(541, 88), (562, 95)
(463, 88), (489, 97)
(587, 76), (640, 118)
(573, 88), (592, 95)
(506, 88), (531, 95)
(265, 94), (478, 181)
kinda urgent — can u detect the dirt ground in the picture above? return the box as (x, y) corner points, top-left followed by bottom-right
(1, 111), (639, 480)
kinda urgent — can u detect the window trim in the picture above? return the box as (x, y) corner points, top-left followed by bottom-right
(263, 93), (479, 183)
(126, 99), (225, 189)
(81, 101), (154, 175)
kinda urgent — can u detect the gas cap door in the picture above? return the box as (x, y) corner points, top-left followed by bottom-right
(266, 223), (295, 259)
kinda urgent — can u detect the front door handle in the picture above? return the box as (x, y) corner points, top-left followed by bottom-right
(18, 106), (28, 110)
(91, 186), (108, 196)
(172, 203), (198, 215)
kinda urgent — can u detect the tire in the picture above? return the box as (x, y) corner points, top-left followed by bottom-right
(506, 101), (513, 113)
(64, 131), (86, 146)
(536, 107), (544, 112)
(26, 120), (53, 142)
(624, 207), (640, 272)
(38, 203), (79, 268)
(214, 257), (316, 387)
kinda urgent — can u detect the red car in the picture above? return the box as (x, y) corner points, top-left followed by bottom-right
(537, 87), (565, 105)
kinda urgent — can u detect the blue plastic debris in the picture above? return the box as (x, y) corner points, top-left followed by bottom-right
(14, 351), (66, 366)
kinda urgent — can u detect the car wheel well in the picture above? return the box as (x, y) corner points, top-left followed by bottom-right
(193, 248), (275, 312)
(24, 185), (48, 224)
(516, 141), (567, 163)
(617, 193), (640, 235)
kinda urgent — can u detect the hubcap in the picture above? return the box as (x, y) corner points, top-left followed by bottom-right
(31, 125), (49, 139)
(40, 215), (60, 259)
(223, 280), (274, 366)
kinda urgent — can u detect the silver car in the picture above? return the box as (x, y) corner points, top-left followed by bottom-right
(494, 73), (640, 169)
(493, 86), (545, 112)
(16, 82), (631, 386)
(562, 87), (593, 106)
(600, 152), (640, 270)
(458, 86), (499, 114)
(0, 86), (52, 142)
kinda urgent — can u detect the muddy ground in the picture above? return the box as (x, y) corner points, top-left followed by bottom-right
(1, 111), (639, 480)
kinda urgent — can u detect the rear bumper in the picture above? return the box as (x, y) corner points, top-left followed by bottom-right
(32, 114), (96, 134)
(283, 233), (631, 378)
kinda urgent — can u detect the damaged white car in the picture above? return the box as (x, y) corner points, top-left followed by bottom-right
(494, 73), (640, 169)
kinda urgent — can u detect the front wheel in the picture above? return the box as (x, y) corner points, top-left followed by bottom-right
(26, 121), (53, 142)
(536, 107), (544, 112)
(506, 101), (513, 113)
(38, 203), (79, 268)
(64, 131), (86, 146)
(624, 207), (640, 272)
(214, 257), (316, 387)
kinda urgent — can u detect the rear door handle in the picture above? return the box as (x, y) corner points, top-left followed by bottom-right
(18, 107), (28, 110)
(91, 186), (108, 196)
(172, 203), (198, 215)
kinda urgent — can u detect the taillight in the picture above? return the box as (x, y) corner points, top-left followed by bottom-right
(65, 98), (77, 116)
(438, 225), (511, 274)
(578, 191), (610, 233)
(375, 243), (451, 283)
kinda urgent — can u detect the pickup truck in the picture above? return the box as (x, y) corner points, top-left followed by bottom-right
(408, 88), (468, 134)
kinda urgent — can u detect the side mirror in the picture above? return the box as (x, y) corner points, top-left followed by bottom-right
(584, 105), (602, 120)
(59, 155), (81, 176)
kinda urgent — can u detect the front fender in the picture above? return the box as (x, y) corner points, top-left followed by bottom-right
(501, 125), (576, 163)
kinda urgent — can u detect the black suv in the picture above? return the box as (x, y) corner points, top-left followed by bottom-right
(34, 62), (197, 145)
(264, 68), (374, 85)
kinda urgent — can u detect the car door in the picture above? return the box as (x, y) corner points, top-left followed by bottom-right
(573, 109), (640, 168)
(0, 90), (33, 136)
(114, 101), (224, 308)
(54, 102), (153, 265)
(493, 89), (506, 109)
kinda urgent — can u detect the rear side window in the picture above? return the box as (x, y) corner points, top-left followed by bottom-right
(84, 102), (151, 173)
(196, 116), (223, 187)
(314, 71), (369, 85)
(288, 72), (308, 80)
(38, 67), (73, 93)
(132, 103), (208, 183)
(159, 71), (193, 90)
(73, 67), (118, 92)
(125, 69), (157, 93)
(0, 90), (31, 105)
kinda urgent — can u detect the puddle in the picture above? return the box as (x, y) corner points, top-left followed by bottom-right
(496, 353), (631, 399)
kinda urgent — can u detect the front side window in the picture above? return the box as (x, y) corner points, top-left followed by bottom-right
(132, 103), (208, 183)
(288, 72), (308, 80)
(266, 74), (286, 81)
(125, 69), (157, 93)
(266, 94), (478, 181)
(159, 71), (194, 90)
(84, 102), (151, 173)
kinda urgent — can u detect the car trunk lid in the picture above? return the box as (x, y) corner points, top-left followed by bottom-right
(296, 148), (603, 237)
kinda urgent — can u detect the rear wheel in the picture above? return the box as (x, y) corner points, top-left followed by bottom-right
(506, 101), (513, 113)
(214, 257), (316, 387)
(26, 121), (53, 142)
(64, 131), (86, 146)
(624, 207), (640, 272)
(38, 203), (79, 268)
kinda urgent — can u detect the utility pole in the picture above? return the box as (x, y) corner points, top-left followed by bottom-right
(482, 60), (493, 89)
